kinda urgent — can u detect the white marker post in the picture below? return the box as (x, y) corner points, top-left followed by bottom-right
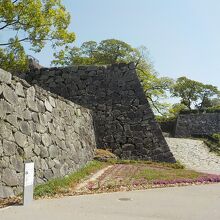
(23, 162), (35, 206)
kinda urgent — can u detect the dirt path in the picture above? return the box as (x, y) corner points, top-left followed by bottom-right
(75, 165), (113, 192)
(166, 137), (220, 175)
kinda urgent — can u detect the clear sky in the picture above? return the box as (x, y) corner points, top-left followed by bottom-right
(28, 0), (220, 89)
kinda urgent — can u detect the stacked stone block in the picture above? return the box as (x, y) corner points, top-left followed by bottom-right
(175, 112), (220, 137)
(23, 63), (175, 162)
(0, 69), (96, 198)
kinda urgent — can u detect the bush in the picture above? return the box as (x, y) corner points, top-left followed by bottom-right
(94, 149), (117, 162)
(179, 106), (220, 114)
(204, 133), (220, 155)
(207, 105), (220, 113)
(156, 115), (177, 135)
(156, 115), (176, 123)
(212, 133), (220, 142)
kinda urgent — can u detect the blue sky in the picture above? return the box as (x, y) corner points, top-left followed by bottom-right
(27, 0), (220, 89)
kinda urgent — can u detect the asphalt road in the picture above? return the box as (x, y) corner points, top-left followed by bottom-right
(1, 184), (220, 220)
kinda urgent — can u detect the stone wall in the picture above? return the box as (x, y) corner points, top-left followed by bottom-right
(158, 119), (176, 136)
(0, 69), (96, 198)
(22, 63), (175, 163)
(174, 112), (220, 137)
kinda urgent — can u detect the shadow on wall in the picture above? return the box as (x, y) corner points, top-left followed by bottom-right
(20, 62), (175, 162)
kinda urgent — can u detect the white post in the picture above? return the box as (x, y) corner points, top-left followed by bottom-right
(23, 162), (35, 206)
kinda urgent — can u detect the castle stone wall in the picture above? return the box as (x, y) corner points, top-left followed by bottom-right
(175, 112), (220, 137)
(22, 63), (175, 162)
(0, 69), (96, 198)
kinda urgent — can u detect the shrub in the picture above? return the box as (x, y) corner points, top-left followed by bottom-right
(212, 133), (220, 142)
(204, 133), (220, 155)
(179, 106), (220, 114)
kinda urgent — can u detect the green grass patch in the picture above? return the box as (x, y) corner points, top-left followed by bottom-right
(33, 159), (192, 198)
(134, 167), (200, 182)
(34, 160), (107, 198)
(204, 133), (220, 156)
(107, 159), (185, 169)
(205, 141), (220, 155)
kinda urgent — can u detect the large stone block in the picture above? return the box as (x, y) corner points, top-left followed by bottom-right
(49, 145), (59, 158)
(0, 185), (14, 198)
(10, 155), (23, 172)
(14, 131), (27, 147)
(0, 140), (3, 156)
(42, 133), (52, 147)
(3, 85), (18, 105)
(3, 140), (17, 156)
(2, 168), (19, 186)
(0, 99), (14, 117)
(45, 99), (53, 112)
(6, 114), (19, 128)
(27, 86), (39, 112)
(19, 121), (31, 135)
(15, 82), (25, 97)
(0, 121), (14, 141)
(0, 69), (11, 84)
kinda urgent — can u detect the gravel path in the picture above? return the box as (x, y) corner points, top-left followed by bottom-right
(166, 137), (220, 175)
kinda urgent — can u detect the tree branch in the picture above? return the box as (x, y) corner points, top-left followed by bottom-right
(0, 36), (57, 46)
(0, 37), (29, 46)
(12, 0), (19, 4)
(146, 95), (166, 115)
(135, 57), (141, 67)
(0, 20), (19, 30)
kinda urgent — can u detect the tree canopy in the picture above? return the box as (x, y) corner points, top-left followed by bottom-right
(209, 98), (220, 107)
(53, 39), (139, 65)
(0, 0), (75, 72)
(53, 39), (173, 114)
(170, 76), (220, 110)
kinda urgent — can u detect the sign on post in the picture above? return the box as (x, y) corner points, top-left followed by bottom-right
(23, 162), (35, 206)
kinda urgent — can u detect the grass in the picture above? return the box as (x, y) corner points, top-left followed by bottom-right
(107, 159), (185, 169)
(34, 160), (107, 198)
(92, 163), (202, 188)
(1, 159), (220, 208)
(94, 149), (117, 161)
(188, 133), (220, 156)
(83, 162), (220, 193)
(205, 141), (220, 156)
(33, 159), (220, 198)
(204, 134), (220, 156)
(134, 167), (200, 182)
(34, 159), (184, 198)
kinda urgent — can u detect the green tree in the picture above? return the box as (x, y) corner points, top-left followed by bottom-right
(0, 37), (28, 72)
(156, 103), (187, 123)
(209, 98), (220, 107)
(171, 76), (220, 110)
(168, 103), (187, 117)
(53, 39), (135, 65)
(196, 84), (220, 109)
(94, 39), (134, 64)
(0, 0), (75, 72)
(53, 39), (173, 114)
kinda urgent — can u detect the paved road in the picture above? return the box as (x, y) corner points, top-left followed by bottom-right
(1, 184), (220, 220)
(166, 137), (220, 175)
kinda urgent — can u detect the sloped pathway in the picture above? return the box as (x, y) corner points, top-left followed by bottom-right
(166, 137), (220, 175)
